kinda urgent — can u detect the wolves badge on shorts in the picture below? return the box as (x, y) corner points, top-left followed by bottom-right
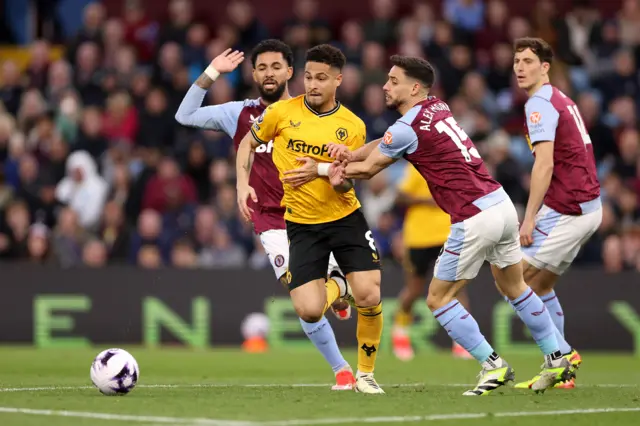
(274, 254), (285, 268)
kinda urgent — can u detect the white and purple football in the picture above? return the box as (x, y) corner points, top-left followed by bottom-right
(90, 348), (139, 395)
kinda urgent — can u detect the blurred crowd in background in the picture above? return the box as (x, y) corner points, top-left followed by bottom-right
(0, 0), (639, 272)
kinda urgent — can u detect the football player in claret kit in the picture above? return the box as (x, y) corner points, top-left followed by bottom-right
(236, 44), (385, 394)
(175, 40), (357, 391)
(325, 54), (575, 395)
(511, 37), (602, 389)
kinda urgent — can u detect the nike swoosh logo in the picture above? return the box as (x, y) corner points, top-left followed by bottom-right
(531, 306), (546, 316)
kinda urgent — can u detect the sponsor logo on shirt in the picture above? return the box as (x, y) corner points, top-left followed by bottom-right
(383, 131), (393, 145)
(529, 111), (542, 124)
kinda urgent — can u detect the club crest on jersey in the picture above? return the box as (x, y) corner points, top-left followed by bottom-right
(383, 131), (393, 145)
(252, 111), (266, 131)
(274, 254), (285, 267)
(529, 111), (542, 124)
(335, 127), (348, 141)
(290, 120), (301, 128)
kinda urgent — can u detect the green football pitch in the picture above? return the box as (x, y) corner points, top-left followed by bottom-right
(0, 347), (639, 426)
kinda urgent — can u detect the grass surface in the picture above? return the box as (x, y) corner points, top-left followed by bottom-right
(0, 347), (639, 425)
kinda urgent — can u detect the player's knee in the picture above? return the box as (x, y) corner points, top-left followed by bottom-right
(528, 278), (552, 295)
(354, 290), (380, 308)
(348, 270), (381, 307)
(296, 307), (323, 324)
(426, 291), (451, 311)
(425, 279), (457, 311)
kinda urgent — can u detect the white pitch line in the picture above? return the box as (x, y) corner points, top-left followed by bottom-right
(0, 407), (255, 425)
(1, 406), (640, 426)
(0, 382), (638, 393)
(262, 408), (640, 425)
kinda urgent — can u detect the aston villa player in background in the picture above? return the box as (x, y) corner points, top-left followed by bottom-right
(511, 37), (602, 389)
(175, 40), (357, 391)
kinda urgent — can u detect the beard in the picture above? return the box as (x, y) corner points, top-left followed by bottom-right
(385, 97), (401, 111)
(258, 81), (286, 103)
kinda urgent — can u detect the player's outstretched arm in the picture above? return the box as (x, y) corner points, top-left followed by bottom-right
(236, 132), (260, 222)
(521, 141), (554, 246)
(327, 138), (382, 163)
(343, 146), (396, 180)
(175, 49), (244, 131)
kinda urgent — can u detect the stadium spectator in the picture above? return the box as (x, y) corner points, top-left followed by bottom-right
(363, 0), (398, 47)
(130, 208), (172, 265)
(158, 0), (195, 47)
(444, 0), (485, 34)
(74, 41), (104, 107)
(123, 0), (159, 64)
(285, 0), (332, 47)
(66, 2), (106, 67)
(137, 87), (175, 150)
(0, 199), (31, 258)
(199, 224), (246, 268)
(102, 91), (139, 144)
(75, 106), (108, 160)
(171, 238), (198, 268)
(100, 201), (131, 263)
(102, 19), (126, 71)
(55, 150), (108, 230)
(1, 61), (24, 116)
(142, 156), (197, 214)
(26, 222), (51, 263)
(336, 21), (364, 66)
(82, 238), (108, 268)
(476, 0), (509, 60)
(26, 40), (51, 93)
(226, 0), (269, 51)
(137, 244), (163, 268)
(52, 207), (87, 267)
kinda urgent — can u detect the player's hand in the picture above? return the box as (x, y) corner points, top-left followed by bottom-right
(327, 143), (352, 162)
(237, 184), (258, 222)
(282, 157), (318, 188)
(329, 160), (346, 186)
(211, 48), (245, 74)
(519, 218), (535, 247)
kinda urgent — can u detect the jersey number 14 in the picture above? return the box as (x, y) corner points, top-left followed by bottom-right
(435, 117), (482, 162)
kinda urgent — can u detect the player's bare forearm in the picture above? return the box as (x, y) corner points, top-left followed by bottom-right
(194, 73), (215, 89)
(236, 133), (259, 187)
(525, 155), (553, 221)
(344, 147), (395, 180)
(344, 161), (377, 180)
(351, 139), (382, 162)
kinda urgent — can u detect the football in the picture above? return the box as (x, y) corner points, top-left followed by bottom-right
(90, 348), (139, 395)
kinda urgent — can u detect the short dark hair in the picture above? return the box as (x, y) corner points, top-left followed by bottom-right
(513, 37), (554, 64)
(389, 55), (435, 88)
(251, 39), (294, 68)
(305, 44), (346, 70)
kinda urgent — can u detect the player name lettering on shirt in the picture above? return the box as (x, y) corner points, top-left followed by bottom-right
(429, 102), (451, 113)
(419, 110), (435, 131)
